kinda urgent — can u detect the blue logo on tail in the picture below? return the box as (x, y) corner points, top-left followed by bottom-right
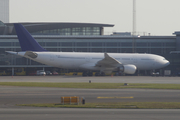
(14, 23), (47, 51)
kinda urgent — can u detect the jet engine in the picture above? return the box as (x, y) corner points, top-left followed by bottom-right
(119, 64), (137, 74)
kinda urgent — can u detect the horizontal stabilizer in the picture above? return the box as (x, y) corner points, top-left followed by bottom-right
(24, 51), (38, 58)
(5, 51), (18, 55)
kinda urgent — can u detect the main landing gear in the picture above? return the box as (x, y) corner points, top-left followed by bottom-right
(82, 71), (105, 76)
(82, 71), (93, 76)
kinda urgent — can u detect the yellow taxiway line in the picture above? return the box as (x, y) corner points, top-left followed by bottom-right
(97, 96), (134, 99)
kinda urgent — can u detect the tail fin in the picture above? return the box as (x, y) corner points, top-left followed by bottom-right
(14, 23), (47, 51)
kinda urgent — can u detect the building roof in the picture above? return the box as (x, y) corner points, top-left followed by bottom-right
(173, 31), (180, 36)
(0, 22), (114, 35)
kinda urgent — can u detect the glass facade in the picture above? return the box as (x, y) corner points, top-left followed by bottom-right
(0, 36), (177, 68)
(32, 27), (100, 35)
(0, 22), (179, 75)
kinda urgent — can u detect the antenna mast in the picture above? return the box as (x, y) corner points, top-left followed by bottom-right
(133, 0), (136, 36)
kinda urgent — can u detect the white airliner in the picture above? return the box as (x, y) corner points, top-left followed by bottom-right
(7, 24), (170, 76)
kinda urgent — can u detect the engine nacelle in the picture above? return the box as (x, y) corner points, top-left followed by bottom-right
(119, 64), (137, 74)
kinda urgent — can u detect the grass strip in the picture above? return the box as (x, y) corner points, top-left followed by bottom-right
(1, 82), (180, 89)
(18, 102), (180, 109)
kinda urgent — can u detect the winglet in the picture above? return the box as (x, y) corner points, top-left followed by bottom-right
(14, 23), (47, 52)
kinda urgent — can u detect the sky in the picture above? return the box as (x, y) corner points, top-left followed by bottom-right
(9, 0), (180, 35)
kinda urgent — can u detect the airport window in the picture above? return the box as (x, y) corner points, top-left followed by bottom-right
(0, 42), (11, 46)
(166, 48), (176, 53)
(106, 48), (117, 53)
(91, 48), (102, 52)
(31, 27), (100, 35)
(3, 48), (11, 52)
(151, 42), (161, 47)
(165, 42), (176, 47)
(136, 42), (147, 47)
(45, 48), (57, 51)
(16, 48), (22, 52)
(91, 42), (102, 46)
(43, 30), (49, 34)
(121, 42), (132, 47)
(76, 42), (88, 46)
(46, 42), (57, 46)
(121, 48), (132, 53)
(72, 28), (80, 31)
(136, 48), (147, 53)
(15, 42), (20, 46)
(49, 29), (54, 34)
(61, 48), (72, 52)
(93, 27), (100, 31)
(92, 27), (100, 35)
(15, 58), (25, 65)
(151, 48), (161, 54)
(106, 42), (117, 46)
(72, 28), (83, 35)
(93, 33), (99, 35)
(82, 27), (86, 35)
(62, 42), (73, 46)
(59, 28), (71, 35)
(85, 27), (92, 35)
(39, 42), (45, 46)
(76, 48), (88, 52)
(1, 59), (9, 65)
(86, 27), (92, 32)
(0, 48), (5, 54)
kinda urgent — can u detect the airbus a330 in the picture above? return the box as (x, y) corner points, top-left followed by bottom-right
(7, 24), (170, 76)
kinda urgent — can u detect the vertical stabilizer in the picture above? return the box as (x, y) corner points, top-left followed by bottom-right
(14, 23), (47, 51)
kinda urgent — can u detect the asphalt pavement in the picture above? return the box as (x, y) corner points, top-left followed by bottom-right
(0, 86), (180, 108)
(1, 76), (180, 120)
(1, 76), (180, 84)
(0, 108), (180, 120)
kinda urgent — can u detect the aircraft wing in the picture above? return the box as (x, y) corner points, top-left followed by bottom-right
(96, 53), (122, 68)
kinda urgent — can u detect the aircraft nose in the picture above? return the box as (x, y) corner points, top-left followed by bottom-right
(165, 60), (170, 67)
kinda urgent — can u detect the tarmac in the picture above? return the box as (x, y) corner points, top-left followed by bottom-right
(1, 75), (180, 84)
(1, 108), (180, 120)
(0, 76), (180, 120)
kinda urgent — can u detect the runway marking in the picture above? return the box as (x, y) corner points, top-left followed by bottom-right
(97, 96), (134, 99)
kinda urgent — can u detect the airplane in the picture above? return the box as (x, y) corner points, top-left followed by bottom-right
(6, 23), (170, 76)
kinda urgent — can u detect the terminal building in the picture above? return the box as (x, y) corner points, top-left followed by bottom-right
(0, 21), (180, 76)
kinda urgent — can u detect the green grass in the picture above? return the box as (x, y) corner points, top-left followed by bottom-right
(18, 102), (180, 109)
(1, 82), (180, 89)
